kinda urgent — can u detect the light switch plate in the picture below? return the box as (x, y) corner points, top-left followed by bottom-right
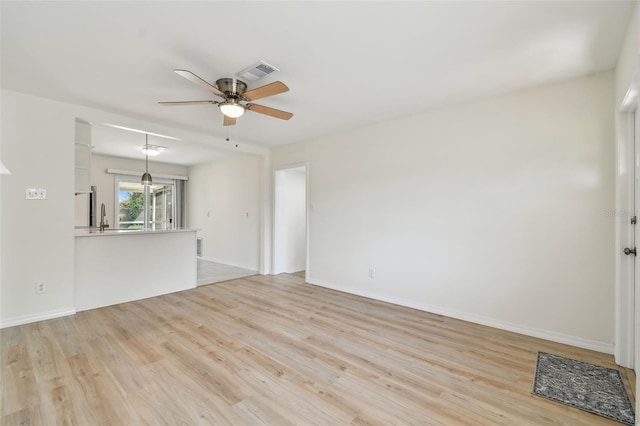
(25, 188), (47, 200)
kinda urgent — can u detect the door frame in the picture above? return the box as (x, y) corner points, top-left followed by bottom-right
(615, 85), (638, 369)
(272, 163), (309, 279)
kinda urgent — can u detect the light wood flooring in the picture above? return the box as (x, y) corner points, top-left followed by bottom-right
(1, 273), (635, 425)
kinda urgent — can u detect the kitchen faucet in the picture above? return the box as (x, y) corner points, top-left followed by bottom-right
(99, 203), (109, 232)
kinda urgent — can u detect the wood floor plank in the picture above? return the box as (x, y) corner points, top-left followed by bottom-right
(0, 405), (44, 426)
(1, 343), (39, 416)
(66, 352), (135, 424)
(1, 273), (635, 425)
(132, 368), (243, 425)
(232, 395), (297, 425)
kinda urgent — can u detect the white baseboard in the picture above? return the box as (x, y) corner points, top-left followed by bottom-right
(0, 281), (614, 355)
(1, 308), (76, 329)
(307, 278), (614, 355)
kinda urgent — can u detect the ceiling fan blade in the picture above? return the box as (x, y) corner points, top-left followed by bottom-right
(242, 81), (289, 101)
(174, 69), (225, 98)
(158, 100), (218, 106)
(247, 104), (294, 120)
(223, 115), (237, 126)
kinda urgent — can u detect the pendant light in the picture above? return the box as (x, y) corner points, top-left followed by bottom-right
(141, 134), (152, 185)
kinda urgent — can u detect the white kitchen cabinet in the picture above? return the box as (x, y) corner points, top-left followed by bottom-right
(74, 119), (92, 193)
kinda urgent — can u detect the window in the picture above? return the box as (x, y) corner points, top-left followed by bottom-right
(116, 178), (175, 230)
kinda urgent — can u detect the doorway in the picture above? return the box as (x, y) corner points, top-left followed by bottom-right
(273, 165), (308, 277)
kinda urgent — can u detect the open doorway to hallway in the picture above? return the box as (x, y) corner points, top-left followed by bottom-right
(197, 259), (256, 286)
(188, 153), (262, 286)
(273, 165), (308, 278)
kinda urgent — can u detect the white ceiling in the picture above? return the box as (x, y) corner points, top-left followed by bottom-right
(90, 123), (234, 166)
(1, 1), (635, 165)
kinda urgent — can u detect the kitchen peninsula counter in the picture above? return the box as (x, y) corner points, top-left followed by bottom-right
(75, 228), (197, 311)
(75, 227), (197, 237)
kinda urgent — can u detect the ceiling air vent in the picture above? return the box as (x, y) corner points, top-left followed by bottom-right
(236, 61), (279, 82)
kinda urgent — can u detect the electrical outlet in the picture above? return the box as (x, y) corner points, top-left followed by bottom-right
(36, 282), (46, 294)
(368, 267), (376, 279)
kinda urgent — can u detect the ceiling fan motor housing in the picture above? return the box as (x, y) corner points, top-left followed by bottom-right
(216, 78), (247, 97)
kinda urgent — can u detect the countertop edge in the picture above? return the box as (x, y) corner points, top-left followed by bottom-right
(75, 228), (199, 238)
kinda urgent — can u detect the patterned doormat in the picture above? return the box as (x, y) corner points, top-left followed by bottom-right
(532, 352), (635, 425)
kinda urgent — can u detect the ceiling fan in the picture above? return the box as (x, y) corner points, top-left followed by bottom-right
(159, 69), (293, 126)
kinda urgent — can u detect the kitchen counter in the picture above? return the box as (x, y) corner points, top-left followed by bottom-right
(75, 228), (197, 311)
(75, 227), (198, 237)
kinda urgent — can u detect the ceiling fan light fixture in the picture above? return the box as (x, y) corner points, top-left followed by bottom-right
(219, 101), (245, 118)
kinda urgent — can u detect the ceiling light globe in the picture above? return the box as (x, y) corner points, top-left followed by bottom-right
(142, 147), (160, 156)
(220, 102), (245, 118)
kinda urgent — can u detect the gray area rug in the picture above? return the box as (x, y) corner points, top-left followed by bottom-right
(532, 352), (635, 425)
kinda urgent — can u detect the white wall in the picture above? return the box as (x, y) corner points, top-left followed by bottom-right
(615, 6), (639, 107)
(1, 89), (266, 326)
(188, 154), (261, 271)
(88, 154), (188, 227)
(274, 167), (306, 274)
(272, 71), (616, 352)
(1, 90), (77, 323)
